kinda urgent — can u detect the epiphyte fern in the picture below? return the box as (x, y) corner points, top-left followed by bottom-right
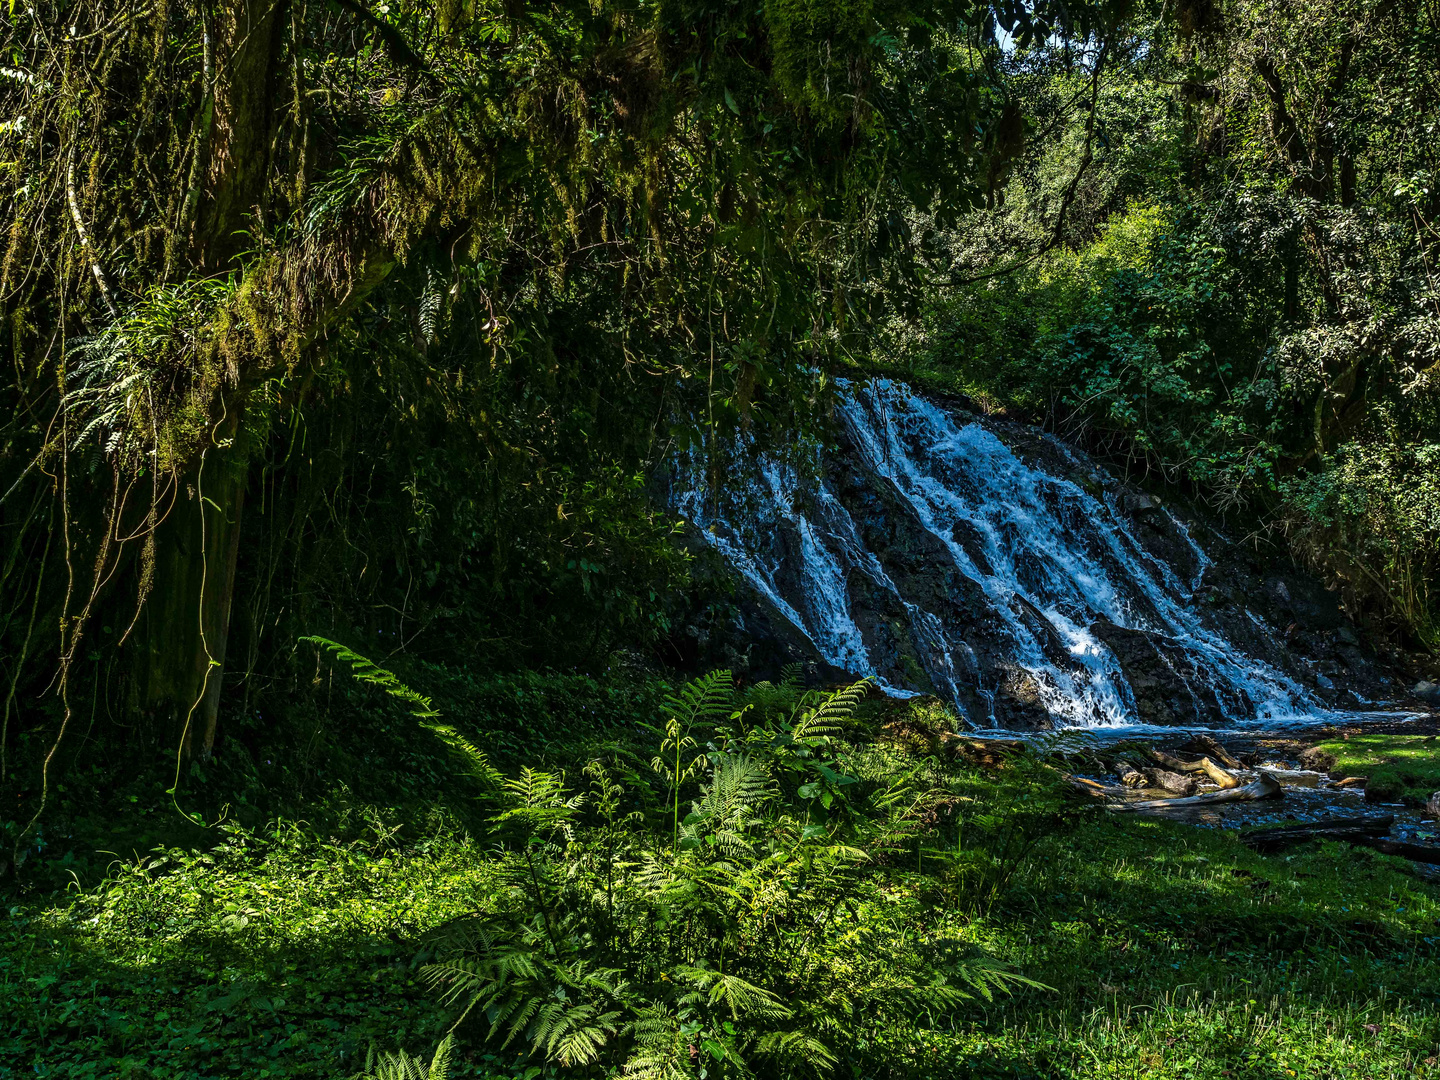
(63, 278), (229, 461)
(419, 268), (444, 341)
(298, 636), (438, 717)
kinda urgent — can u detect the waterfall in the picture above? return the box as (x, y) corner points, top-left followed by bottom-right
(676, 379), (1334, 731)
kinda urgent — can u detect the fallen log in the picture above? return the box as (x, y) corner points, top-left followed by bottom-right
(1068, 776), (1114, 798)
(1241, 816), (1394, 854)
(1176, 734), (1245, 771)
(1146, 748), (1241, 789)
(1142, 767), (1199, 796)
(1352, 837), (1440, 864)
(1112, 771), (1282, 811)
(1115, 761), (1148, 788)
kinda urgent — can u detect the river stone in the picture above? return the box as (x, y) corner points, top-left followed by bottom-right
(1298, 746), (1337, 771)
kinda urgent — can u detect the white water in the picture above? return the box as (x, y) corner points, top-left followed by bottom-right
(678, 379), (1337, 731)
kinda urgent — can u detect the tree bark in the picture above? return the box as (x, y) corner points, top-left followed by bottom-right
(136, 0), (287, 758)
(197, 0), (288, 268)
(139, 416), (249, 759)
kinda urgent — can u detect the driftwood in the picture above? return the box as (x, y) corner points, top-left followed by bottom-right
(1176, 734), (1245, 771)
(1112, 771), (1283, 811)
(1146, 748), (1241, 789)
(1068, 776), (1117, 799)
(1242, 816), (1394, 853)
(1142, 767), (1199, 796)
(1115, 761), (1147, 787)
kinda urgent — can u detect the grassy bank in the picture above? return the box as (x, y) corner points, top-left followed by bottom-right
(1304, 733), (1440, 807)
(3, 678), (1438, 1079)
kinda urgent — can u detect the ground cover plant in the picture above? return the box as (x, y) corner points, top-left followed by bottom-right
(3, 682), (1437, 1078)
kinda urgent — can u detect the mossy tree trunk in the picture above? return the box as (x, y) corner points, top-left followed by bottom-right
(139, 424), (249, 759)
(139, 0), (285, 757)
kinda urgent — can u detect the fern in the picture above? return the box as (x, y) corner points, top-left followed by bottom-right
(418, 268), (443, 341)
(413, 670), (1053, 1078)
(789, 678), (870, 744)
(298, 636), (438, 717)
(653, 670), (735, 844)
(420, 722), (500, 789)
(660, 669), (735, 730)
(353, 1035), (453, 1080)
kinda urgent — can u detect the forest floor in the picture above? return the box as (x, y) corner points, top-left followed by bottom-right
(3, 675), (1438, 1079)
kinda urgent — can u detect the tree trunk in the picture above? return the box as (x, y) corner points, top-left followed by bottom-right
(198, 0), (288, 268)
(139, 420), (249, 759)
(134, 0), (285, 756)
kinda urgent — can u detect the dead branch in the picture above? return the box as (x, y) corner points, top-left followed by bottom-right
(1113, 771), (1283, 811)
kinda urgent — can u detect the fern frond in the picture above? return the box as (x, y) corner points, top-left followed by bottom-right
(791, 678), (870, 742)
(662, 670), (734, 729)
(352, 1034), (454, 1079)
(675, 966), (793, 1021)
(422, 722), (501, 788)
(299, 636), (439, 717)
(754, 1029), (837, 1070)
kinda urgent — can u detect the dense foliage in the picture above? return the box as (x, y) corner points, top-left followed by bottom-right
(4, 3), (1439, 1076)
(893, 0), (1440, 648)
(4, 680), (1437, 1077)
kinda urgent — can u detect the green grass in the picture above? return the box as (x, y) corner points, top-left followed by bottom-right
(1308, 734), (1440, 806)
(3, 689), (1439, 1078)
(5, 797), (1437, 1078)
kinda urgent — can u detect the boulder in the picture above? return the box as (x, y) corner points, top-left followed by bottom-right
(1364, 767), (1405, 804)
(1412, 681), (1440, 706)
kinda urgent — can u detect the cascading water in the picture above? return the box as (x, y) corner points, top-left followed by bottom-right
(676, 379), (1343, 731)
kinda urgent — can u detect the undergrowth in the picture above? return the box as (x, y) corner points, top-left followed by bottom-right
(2, 672), (1437, 1078)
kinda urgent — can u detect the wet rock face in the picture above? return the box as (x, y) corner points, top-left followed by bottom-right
(670, 379), (1399, 729)
(1087, 618), (1231, 727)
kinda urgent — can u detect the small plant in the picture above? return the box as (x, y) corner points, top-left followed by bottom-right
(353, 1035), (454, 1080)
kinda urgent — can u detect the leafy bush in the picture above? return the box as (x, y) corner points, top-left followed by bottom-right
(1281, 442), (1440, 648)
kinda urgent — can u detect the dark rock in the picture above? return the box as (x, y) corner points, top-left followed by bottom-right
(1364, 768), (1405, 804)
(1298, 746), (1337, 772)
(1412, 681), (1440, 705)
(1122, 493), (1162, 515)
(1088, 618), (1221, 726)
